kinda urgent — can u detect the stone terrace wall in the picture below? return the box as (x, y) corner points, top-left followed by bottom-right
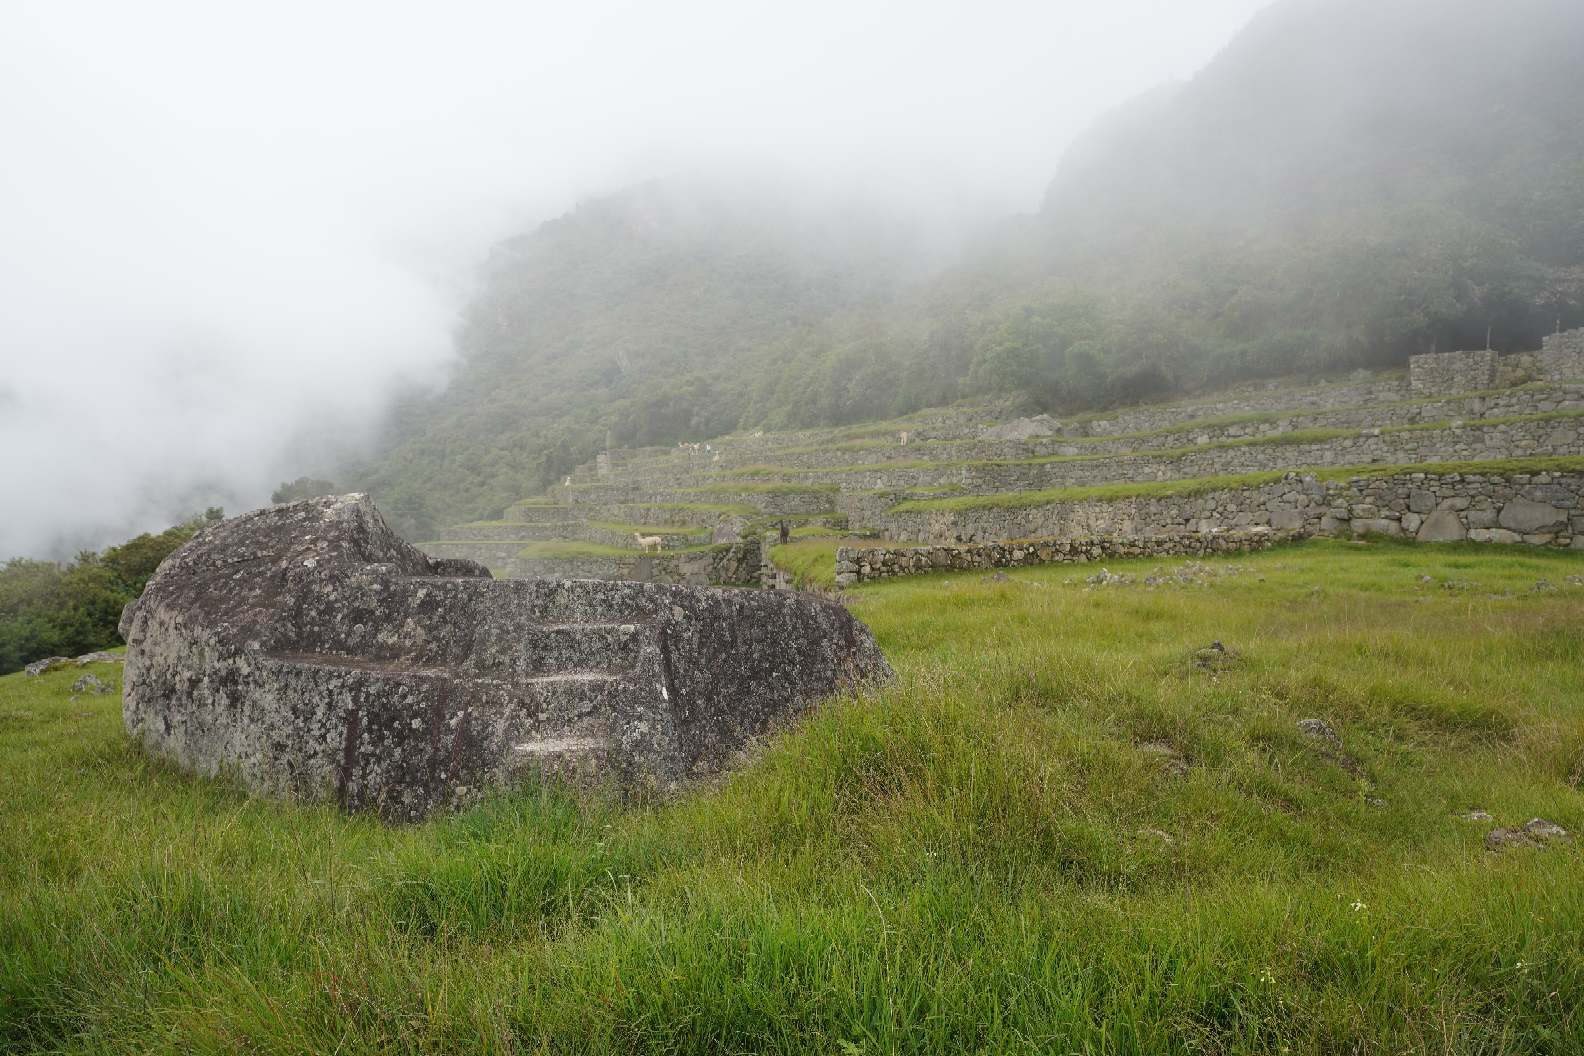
(835, 531), (1285, 587)
(505, 504), (581, 523)
(434, 523), (570, 542)
(579, 524), (712, 549)
(1541, 328), (1584, 383)
(592, 504), (749, 528)
(548, 483), (838, 516)
(1412, 331), (1584, 396)
(1410, 351), (1498, 397)
(689, 387), (1584, 475)
(583, 381), (1417, 488)
(1066, 379), (1410, 437)
(504, 538), (764, 586)
(874, 471), (1584, 548)
(703, 416), (1584, 501)
(575, 402), (1584, 505)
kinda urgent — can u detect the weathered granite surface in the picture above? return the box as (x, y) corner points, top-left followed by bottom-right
(120, 495), (891, 821)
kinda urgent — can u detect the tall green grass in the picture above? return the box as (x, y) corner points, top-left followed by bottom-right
(4, 539), (1584, 1052)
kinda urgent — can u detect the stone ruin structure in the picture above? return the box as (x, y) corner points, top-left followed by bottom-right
(1410, 328), (1584, 396)
(119, 495), (891, 821)
(417, 327), (1584, 588)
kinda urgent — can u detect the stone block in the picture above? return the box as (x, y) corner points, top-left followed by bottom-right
(1469, 528), (1523, 544)
(1415, 510), (1467, 542)
(1465, 509), (1499, 528)
(1268, 509), (1304, 530)
(1351, 518), (1401, 536)
(1498, 497), (1567, 534)
(1400, 512), (1422, 535)
(121, 495), (892, 821)
(1407, 489), (1437, 513)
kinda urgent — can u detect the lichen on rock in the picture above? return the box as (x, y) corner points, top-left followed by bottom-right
(120, 494), (891, 821)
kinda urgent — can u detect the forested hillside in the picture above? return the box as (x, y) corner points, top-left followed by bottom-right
(0, 512), (219, 675)
(348, 0), (1584, 534)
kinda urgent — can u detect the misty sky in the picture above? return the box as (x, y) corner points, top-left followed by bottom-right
(0, 0), (1269, 559)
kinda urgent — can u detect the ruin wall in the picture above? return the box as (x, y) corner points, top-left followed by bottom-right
(835, 531), (1285, 587)
(872, 471), (1584, 549)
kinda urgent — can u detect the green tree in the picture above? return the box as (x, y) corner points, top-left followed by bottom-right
(0, 519), (202, 675)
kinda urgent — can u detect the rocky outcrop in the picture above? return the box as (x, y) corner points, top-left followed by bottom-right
(24, 651), (124, 676)
(120, 495), (891, 821)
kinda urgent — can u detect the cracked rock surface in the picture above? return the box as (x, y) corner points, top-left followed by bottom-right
(121, 494), (892, 821)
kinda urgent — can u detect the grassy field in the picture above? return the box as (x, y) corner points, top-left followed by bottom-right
(4, 539), (1584, 1053)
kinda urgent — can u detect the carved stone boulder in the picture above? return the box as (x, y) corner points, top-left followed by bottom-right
(120, 494), (892, 820)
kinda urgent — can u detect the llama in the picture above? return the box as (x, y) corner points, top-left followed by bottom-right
(634, 533), (662, 553)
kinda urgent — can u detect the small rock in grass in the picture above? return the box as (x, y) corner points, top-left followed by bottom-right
(1524, 818), (1570, 840)
(70, 673), (111, 695)
(1460, 810), (1494, 821)
(1366, 797), (1387, 810)
(1297, 718), (1341, 744)
(1194, 640), (1240, 668)
(74, 651), (123, 666)
(1486, 828), (1541, 851)
(1298, 718), (1363, 775)
(1535, 579), (1555, 591)
(982, 570), (1009, 583)
(1139, 827), (1174, 843)
(1420, 574), (1433, 583)
(24, 656), (70, 677)
(1139, 741), (1189, 778)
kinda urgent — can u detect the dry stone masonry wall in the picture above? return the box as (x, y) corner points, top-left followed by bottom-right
(669, 414), (1583, 500)
(427, 333), (1584, 584)
(874, 471), (1584, 549)
(1541, 328), (1584, 382)
(835, 531), (1285, 586)
(570, 397), (1584, 502)
(1410, 330), (1584, 396)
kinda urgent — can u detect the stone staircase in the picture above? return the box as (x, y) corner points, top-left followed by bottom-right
(419, 334), (1584, 583)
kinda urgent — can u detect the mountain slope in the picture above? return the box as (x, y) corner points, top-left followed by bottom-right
(346, 0), (1584, 532)
(347, 177), (973, 533)
(946, 0), (1584, 405)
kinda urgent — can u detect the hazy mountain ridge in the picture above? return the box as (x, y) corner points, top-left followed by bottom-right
(348, 178), (967, 536)
(347, 0), (1584, 536)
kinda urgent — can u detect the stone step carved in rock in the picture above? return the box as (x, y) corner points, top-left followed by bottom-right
(120, 494), (891, 821)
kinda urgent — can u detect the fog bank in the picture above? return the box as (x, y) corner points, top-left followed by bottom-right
(0, 0), (1267, 558)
